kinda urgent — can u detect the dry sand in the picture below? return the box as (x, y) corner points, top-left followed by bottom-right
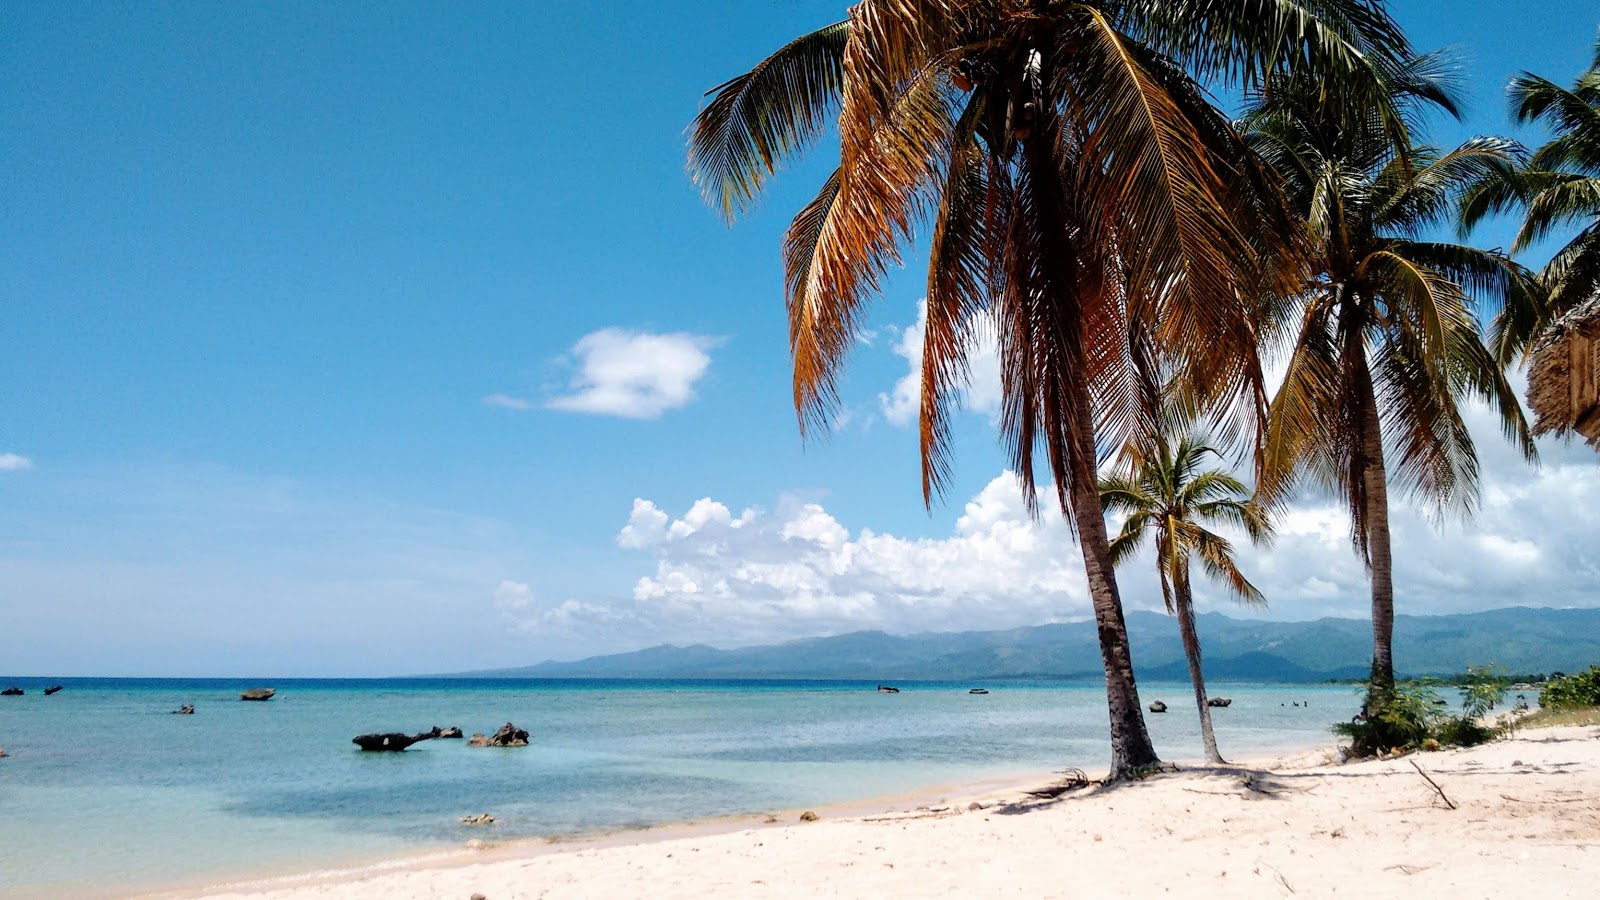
(174, 724), (1600, 899)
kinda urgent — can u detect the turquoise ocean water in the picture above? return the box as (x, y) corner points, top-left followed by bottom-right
(0, 678), (1358, 897)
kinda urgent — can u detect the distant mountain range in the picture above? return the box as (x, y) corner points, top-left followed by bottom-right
(451, 606), (1600, 682)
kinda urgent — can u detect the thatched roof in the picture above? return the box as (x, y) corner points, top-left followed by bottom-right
(1526, 293), (1600, 448)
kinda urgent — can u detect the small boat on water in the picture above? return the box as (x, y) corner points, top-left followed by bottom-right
(969, 688), (990, 695)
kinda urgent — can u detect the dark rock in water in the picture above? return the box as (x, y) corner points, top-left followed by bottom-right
(0, 746), (7, 758)
(352, 730), (440, 752)
(240, 688), (276, 701)
(1206, 697), (1232, 708)
(460, 812), (495, 825)
(172, 704), (195, 715)
(44, 685), (63, 696)
(968, 688), (990, 695)
(1149, 700), (1168, 713)
(467, 723), (529, 747)
(1, 687), (23, 696)
(876, 685), (900, 693)
(437, 726), (464, 738)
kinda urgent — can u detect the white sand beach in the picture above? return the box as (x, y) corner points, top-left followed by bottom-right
(175, 723), (1600, 900)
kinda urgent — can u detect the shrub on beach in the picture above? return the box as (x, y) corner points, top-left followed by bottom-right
(1333, 666), (1508, 757)
(1539, 667), (1600, 709)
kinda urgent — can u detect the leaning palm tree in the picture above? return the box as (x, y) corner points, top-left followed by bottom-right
(1461, 31), (1600, 362)
(1100, 434), (1271, 764)
(689, 1), (1415, 778)
(1245, 59), (1538, 749)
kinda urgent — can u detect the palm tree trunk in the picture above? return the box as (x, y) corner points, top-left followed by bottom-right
(1065, 384), (1161, 779)
(1174, 564), (1223, 764)
(1360, 387), (1396, 717)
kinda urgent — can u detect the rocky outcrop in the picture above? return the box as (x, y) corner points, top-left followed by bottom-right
(1149, 700), (1168, 713)
(461, 813), (495, 825)
(467, 723), (529, 747)
(172, 704), (195, 715)
(876, 685), (900, 693)
(1207, 697), (1232, 708)
(437, 726), (464, 738)
(2, 687), (23, 696)
(44, 685), (63, 695)
(240, 688), (276, 701)
(352, 730), (440, 752)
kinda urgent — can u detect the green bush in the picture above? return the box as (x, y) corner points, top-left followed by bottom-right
(1334, 666), (1508, 757)
(1539, 666), (1600, 708)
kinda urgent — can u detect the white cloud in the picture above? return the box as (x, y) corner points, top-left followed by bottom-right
(0, 453), (33, 471)
(482, 393), (532, 411)
(880, 300), (1002, 427)
(505, 473), (1094, 645)
(494, 580), (533, 611)
(546, 328), (719, 419)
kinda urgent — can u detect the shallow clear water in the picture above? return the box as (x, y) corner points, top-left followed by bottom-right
(0, 678), (1357, 897)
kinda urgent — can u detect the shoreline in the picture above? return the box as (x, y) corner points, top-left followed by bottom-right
(136, 738), (1339, 900)
(153, 725), (1600, 899)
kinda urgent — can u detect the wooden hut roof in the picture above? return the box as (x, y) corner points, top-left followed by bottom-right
(1526, 293), (1600, 448)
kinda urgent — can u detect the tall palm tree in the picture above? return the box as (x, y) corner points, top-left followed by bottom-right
(688, 1), (1414, 778)
(1461, 32), (1600, 361)
(1244, 59), (1538, 747)
(1100, 434), (1271, 764)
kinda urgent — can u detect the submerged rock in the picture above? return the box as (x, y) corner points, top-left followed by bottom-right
(0, 746), (8, 758)
(1149, 700), (1168, 713)
(1206, 697), (1232, 708)
(875, 685), (900, 693)
(461, 813), (495, 825)
(44, 685), (63, 696)
(437, 726), (464, 738)
(1, 687), (23, 696)
(467, 723), (529, 747)
(240, 688), (276, 701)
(172, 704), (196, 715)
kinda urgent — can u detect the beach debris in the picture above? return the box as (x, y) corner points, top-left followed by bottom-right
(1207, 697), (1232, 708)
(2, 687), (23, 696)
(1024, 768), (1091, 799)
(1410, 760), (1457, 810)
(240, 688), (276, 701)
(799, 811), (819, 822)
(171, 704), (195, 715)
(467, 723), (529, 747)
(44, 685), (63, 695)
(437, 726), (464, 738)
(968, 802), (983, 811)
(875, 685), (900, 693)
(461, 813), (496, 825)
(352, 729), (441, 752)
(1149, 700), (1168, 713)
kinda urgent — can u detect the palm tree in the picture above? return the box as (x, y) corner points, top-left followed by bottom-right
(688, 1), (1415, 779)
(1461, 32), (1600, 361)
(1100, 434), (1271, 764)
(1244, 59), (1537, 747)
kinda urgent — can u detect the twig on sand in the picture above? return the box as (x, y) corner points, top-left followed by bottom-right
(1409, 760), (1457, 810)
(1500, 793), (1587, 804)
(1257, 860), (1296, 895)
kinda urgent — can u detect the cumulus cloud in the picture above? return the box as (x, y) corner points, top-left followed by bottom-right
(547, 328), (719, 419)
(494, 580), (534, 611)
(498, 473), (1094, 645)
(503, 411), (1600, 649)
(880, 300), (1002, 426)
(482, 393), (532, 411)
(0, 453), (33, 471)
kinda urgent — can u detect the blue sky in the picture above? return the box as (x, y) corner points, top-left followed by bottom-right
(2, 2), (1597, 676)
